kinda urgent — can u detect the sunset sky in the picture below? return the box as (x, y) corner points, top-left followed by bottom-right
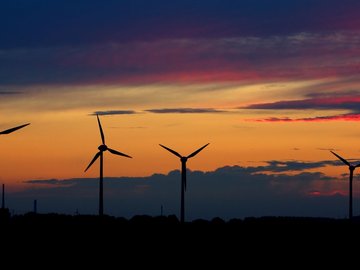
(1, 0), (360, 218)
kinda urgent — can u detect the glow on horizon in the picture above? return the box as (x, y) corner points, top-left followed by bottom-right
(0, 80), (357, 189)
(1, 82), (360, 191)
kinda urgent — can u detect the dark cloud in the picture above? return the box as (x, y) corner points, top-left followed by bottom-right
(25, 178), (80, 186)
(1, 32), (359, 86)
(90, 110), (137, 116)
(12, 161), (353, 219)
(91, 109), (225, 116)
(0, 1), (359, 86)
(253, 160), (339, 172)
(146, 108), (226, 114)
(244, 93), (360, 122)
(306, 90), (360, 99)
(1, 0), (359, 49)
(0, 91), (22, 95)
(243, 96), (360, 111)
(251, 114), (360, 122)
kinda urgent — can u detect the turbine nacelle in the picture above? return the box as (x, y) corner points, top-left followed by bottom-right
(331, 151), (360, 170)
(98, 144), (108, 152)
(331, 150), (360, 220)
(84, 114), (132, 173)
(159, 143), (210, 161)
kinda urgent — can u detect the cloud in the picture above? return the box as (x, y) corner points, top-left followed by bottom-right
(250, 114), (360, 122)
(1, 0), (359, 49)
(90, 110), (138, 116)
(252, 160), (339, 172)
(146, 108), (226, 114)
(0, 91), (22, 95)
(90, 108), (226, 116)
(25, 178), (81, 186)
(0, 1), (359, 88)
(243, 96), (360, 111)
(13, 161), (354, 219)
(1, 31), (360, 86)
(244, 93), (360, 122)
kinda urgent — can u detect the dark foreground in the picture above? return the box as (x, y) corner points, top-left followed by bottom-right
(2, 209), (360, 232)
(1, 209), (359, 264)
(2, 209), (360, 226)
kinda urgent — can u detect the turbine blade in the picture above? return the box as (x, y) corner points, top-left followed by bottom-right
(355, 163), (360, 168)
(331, 151), (350, 166)
(187, 143), (210, 159)
(97, 114), (105, 145)
(108, 148), (132, 158)
(85, 152), (101, 172)
(0, 123), (30, 135)
(159, 144), (182, 158)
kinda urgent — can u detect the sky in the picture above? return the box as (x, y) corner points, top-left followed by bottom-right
(1, 0), (360, 219)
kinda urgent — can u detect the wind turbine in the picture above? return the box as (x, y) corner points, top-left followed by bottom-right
(85, 115), (132, 216)
(159, 143), (209, 223)
(0, 123), (30, 135)
(0, 123), (29, 214)
(331, 151), (360, 220)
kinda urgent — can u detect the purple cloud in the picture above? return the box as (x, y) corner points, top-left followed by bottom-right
(91, 110), (137, 116)
(146, 108), (226, 114)
(250, 114), (360, 122)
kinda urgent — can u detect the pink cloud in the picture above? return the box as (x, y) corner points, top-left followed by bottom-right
(244, 96), (360, 110)
(250, 114), (360, 122)
(54, 32), (360, 85)
(307, 190), (347, 197)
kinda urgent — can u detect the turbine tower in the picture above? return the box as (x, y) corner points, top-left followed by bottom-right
(331, 151), (360, 220)
(0, 123), (30, 135)
(85, 115), (132, 216)
(160, 143), (209, 223)
(1, 184), (4, 209)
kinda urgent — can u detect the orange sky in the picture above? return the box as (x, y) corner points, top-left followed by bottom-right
(1, 80), (360, 191)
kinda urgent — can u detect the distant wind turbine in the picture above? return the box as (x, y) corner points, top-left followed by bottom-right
(85, 115), (132, 216)
(0, 123), (30, 135)
(159, 143), (209, 223)
(1, 123), (29, 211)
(331, 151), (360, 220)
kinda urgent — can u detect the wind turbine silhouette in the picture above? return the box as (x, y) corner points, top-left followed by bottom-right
(159, 143), (209, 223)
(85, 115), (132, 216)
(0, 123), (30, 135)
(331, 151), (360, 220)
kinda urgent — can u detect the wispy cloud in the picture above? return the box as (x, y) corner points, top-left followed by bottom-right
(244, 93), (360, 122)
(2, 31), (360, 86)
(91, 110), (138, 116)
(243, 96), (360, 111)
(0, 91), (22, 95)
(1, 1), (360, 88)
(25, 178), (79, 186)
(250, 114), (360, 122)
(146, 108), (226, 114)
(2, 1), (359, 49)
(253, 160), (339, 172)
